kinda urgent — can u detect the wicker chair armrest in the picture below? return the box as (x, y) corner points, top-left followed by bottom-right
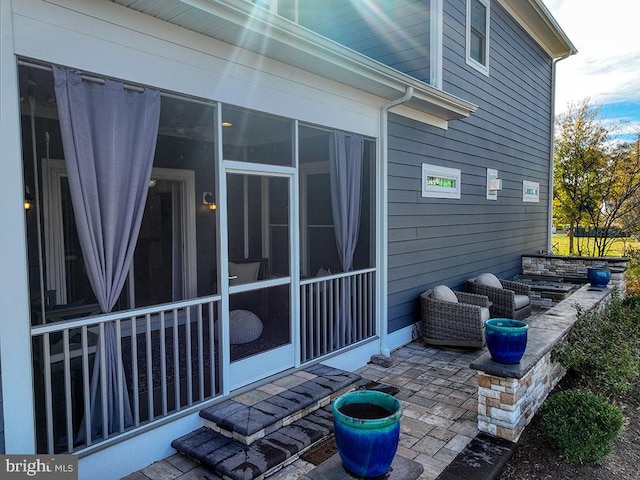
(455, 291), (490, 308)
(468, 281), (515, 303)
(500, 279), (532, 296)
(421, 291), (485, 322)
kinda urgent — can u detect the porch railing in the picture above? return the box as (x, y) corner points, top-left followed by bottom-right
(300, 269), (376, 363)
(31, 297), (221, 454)
(31, 270), (377, 454)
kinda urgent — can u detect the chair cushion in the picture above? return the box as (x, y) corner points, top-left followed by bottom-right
(514, 294), (530, 310)
(476, 273), (503, 289)
(229, 309), (263, 344)
(480, 307), (491, 322)
(432, 285), (458, 303)
(229, 261), (261, 286)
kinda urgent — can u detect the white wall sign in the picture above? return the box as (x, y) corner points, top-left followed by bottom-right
(522, 180), (540, 202)
(486, 168), (501, 200)
(422, 164), (461, 199)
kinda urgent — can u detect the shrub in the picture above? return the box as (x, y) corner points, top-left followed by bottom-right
(624, 247), (640, 297)
(541, 390), (624, 465)
(552, 294), (640, 399)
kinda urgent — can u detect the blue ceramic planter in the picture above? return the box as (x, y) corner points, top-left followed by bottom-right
(587, 266), (611, 288)
(332, 390), (402, 478)
(485, 318), (529, 364)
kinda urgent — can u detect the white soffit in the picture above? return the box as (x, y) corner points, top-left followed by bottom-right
(110, 0), (477, 122)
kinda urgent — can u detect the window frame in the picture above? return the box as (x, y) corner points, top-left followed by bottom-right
(466, 0), (490, 76)
(421, 163), (462, 199)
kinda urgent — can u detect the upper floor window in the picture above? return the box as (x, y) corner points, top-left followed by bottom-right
(466, 0), (490, 75)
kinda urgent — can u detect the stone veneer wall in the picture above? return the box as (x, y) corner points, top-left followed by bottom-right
(477, 353), (565, 441)
(522, 254), (628, 295)
(471, 284), (612, 443)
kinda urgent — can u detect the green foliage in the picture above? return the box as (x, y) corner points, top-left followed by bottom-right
(551, 234), (639, 257)
(554, 99), (640, 256)
(623, 247), (640, 297)
(541, 390), (623, 465)
(552, 294), (640, 399)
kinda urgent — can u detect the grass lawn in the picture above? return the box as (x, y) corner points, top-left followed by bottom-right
(551, 235), (640, 257)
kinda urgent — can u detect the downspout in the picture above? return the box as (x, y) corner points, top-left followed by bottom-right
(378, 86), (413, 356)
(547, 51), (573, 253)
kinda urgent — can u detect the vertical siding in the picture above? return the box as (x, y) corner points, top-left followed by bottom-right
(298, 0), (431, 82)
(387, 1), (554, 332)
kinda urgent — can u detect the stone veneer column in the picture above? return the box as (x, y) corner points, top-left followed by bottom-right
(476, 353), (565, 442)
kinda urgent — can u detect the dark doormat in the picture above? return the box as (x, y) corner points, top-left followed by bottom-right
(300, 436), (338, 466)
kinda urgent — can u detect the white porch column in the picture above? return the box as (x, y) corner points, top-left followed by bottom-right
(0, 0), (37, 453)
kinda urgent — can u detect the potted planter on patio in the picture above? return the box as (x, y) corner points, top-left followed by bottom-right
(331, 389), (402, 478)
(485, 318), (529, 364)
(587, 266), (611, 288)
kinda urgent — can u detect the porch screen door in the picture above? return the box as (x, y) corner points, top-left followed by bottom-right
(224, 165), (295, 389)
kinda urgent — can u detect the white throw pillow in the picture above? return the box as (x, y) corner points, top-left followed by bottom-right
(432, 285), (458, 303)
(476, 273), (503, 289)
(514, 294), (530, 309)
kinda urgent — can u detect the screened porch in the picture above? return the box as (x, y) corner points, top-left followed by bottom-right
(21, 60), (378, 454)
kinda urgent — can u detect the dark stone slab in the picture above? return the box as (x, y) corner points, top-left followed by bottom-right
(323, 370), (362, 387)
(252, 399), (290, 419)
(200, 441), (246, 469)
(436, 433), (516, 480)
(307, 454), (423, 480)
(171, 428), (233, 458)
(355, 379), (401, 396)
(279, 388), (317, 410)
(200, 399), (246, 424)
(303, 363), (335, 376)
(302, 406), (335, 432)
(293, 418), (332, 440)
(263, 393), (304, 415)
(291, 379), (332, 399)
(260, 430), (307, 457)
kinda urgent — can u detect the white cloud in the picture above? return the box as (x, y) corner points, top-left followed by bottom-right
(545, 0), (640, 112)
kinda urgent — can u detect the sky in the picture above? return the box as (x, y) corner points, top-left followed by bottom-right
(545, 0), (640, 143)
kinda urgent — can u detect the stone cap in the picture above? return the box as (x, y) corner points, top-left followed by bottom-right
(470, 284), (613, 379)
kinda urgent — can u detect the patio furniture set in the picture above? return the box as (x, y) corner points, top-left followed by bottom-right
(421, 273), (532, 348)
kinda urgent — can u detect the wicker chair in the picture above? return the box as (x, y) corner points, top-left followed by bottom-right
(467, 273), (532, 320)
(420, 286), (491, 348)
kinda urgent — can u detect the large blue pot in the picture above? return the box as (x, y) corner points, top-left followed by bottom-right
(332, 390), (402, 478)
(485, 319), (529, 364)
(587, 266), (611, 287)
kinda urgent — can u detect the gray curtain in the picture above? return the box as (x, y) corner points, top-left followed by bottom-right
(329, 131), (364, 344)
(53, 66), (161, 440)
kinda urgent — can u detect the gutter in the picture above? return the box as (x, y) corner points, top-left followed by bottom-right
(378, 86), (414, 357)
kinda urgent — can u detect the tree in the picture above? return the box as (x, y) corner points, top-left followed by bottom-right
(554, 99), (640, 256)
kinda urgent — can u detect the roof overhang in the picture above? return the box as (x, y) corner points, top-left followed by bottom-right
(498, 0), (577, 59)
(110, 0), (477, 123)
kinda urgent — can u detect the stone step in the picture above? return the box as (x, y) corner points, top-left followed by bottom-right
(170, 364), (398, 480)
(200, 364), (361, 445)
(172, 404), (335, 480)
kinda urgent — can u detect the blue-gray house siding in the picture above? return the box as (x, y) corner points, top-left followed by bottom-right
(297, 0), (432, 83)
(386, 1), (554, 332)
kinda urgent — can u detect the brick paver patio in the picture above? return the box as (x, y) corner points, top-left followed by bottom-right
(124, 341), (485, 480)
